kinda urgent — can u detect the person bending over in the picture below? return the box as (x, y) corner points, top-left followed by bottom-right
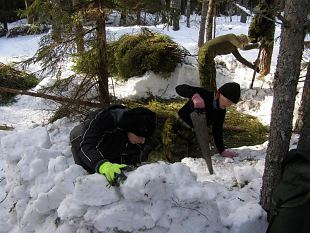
(199, 33), (259, 90)
(70, 105), (156, 184)
(176, 82), (241, 158)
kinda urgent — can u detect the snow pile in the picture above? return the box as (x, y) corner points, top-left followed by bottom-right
(0, 118), (268, 233)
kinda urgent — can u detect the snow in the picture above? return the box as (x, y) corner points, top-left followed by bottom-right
(0, 15), (306, 233)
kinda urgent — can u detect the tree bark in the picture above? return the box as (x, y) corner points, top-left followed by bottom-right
(0, 86), (102, 107)
(136, 10), (141, 25)
(240, 0), (249, 23)
(95, 1), (110, 105)
(297, 62), (310, 150)
(260, 0), (308, 215)
(258, 0), (278, 78)
(73, 0), (85, 54)
(170, 0), (181, 31)
(186, 0), (191, 28)
(198, 0), (208, 47)
(206, 0), (215, 41)
(294, 62), (309, 133)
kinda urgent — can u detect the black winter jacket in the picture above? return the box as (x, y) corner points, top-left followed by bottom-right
(70, 106), (150, 173)
(176, 84), (226, 153)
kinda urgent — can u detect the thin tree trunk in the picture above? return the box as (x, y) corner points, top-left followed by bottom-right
(120, 10), (127, 26)
(73, 0), (84, 54)
(51, 0), (62, 42)
(294, 62), (310, 133)
(186, 0), (191, 28)
(95, 1), (110, 105)
(198, 0), (208, 47)
(240, 0), (249, 23)
(170, 0), (181, 31)
(297, 62), (310, 150)
(136, 10), (141, 25)
(258, 0), (278, 78)
(206, 0), (215, 41)
(260, 0), (308, 215)
(213, 6), (216, 39)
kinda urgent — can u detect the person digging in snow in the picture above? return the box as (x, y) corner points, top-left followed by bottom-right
(70, 105), (156, 185)
(176, 82), (241, 159)
(198, 33), (259, 91)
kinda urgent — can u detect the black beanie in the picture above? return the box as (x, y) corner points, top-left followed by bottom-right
(118, 107), (156, 137)
(218, 82), (241, 104)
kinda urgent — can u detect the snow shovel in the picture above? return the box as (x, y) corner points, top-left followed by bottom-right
(190, 111), (214, 174)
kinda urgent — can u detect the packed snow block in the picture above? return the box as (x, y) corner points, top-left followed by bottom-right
(35, 214), (77, 233)
(220, 203), (267, 233)
(19, 200), (45, 232)
(57, 194), (87, 220)
(121, 163), (201, 201)
(233, 165), (261, 187)
(33, 186), (67, 214)
(73, 174), (121, 206)
(17, 147), (60, 181)
(0, 126), (52, 161)
(93, 201), (155, 232)
(33, 165), (86, 214)
(48, 156), (71, 177)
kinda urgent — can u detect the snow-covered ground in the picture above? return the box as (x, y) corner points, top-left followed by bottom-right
(0, 15), (305, 233)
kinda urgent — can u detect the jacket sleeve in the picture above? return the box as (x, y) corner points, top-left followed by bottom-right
(79, 111), (113, 173)
(176, 84), (209, 99)
(212, 110), (226, 153)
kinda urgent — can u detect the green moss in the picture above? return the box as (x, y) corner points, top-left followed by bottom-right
(223, 108), (269, 148)
(0, 63), (39, 104)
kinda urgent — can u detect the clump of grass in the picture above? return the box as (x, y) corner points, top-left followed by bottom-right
(224, 108), (269, 148)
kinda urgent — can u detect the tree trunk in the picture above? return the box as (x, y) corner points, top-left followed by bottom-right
(260, 0), (308, 215)
(120, 10), (127, 26)
(136, 10), (141, 25)
(297, 62), (310, 150)
(170, 0), (181, 31)
(95, 1), (110, 105)
(73, 0), (84, 54)
(294, 62), (309, 133)
(240, 0), (249, 23)
(186, 0), (191, 28)
(161, 0), (168, 24)
(258, 0), (278, 78)
(213, 6), (217, 39)
(51, 0), (62, 42)
(206, 0), (215, 41)
(198, 0), (208, 47)
(25, 0), (34, 24)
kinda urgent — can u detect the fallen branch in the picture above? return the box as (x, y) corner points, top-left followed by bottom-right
(0, 125), (14, 131)
(0, 86), (102, 108)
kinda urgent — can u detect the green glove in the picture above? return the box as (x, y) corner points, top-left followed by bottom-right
(98, 162), (127, 184)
